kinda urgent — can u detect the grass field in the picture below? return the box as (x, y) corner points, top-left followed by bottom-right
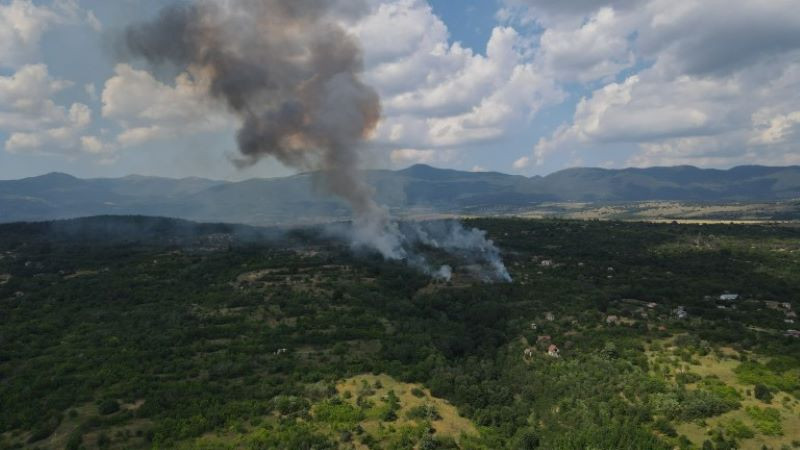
(647, 341), (800, 449)
(336, 373), (478, 443)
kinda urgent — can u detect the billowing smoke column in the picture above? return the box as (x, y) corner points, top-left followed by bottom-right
(399, 221), (512, 282)
(126, 0), (403, 255)
(125, 0), (510, 282)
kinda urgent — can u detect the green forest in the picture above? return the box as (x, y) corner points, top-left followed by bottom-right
(1, 216), (799, 449)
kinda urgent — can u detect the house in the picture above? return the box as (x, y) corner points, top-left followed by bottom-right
(674, 306), (688, 320)
(606, 315), (620, 325)
(274, 348), (288, 355)
(765, 301), (783, 310)
(720, 293), (739, 301)
(545, 312), (555, 321)
(646, 302), (658, 309)
(547, 344), (560, 358)
(540, 260), (554, 267)
(781, 302), (792, 310)
(530, 322), (538, 330)
(787, 311), (797, 319)
(785, 330), (800, 338)
(523, 348), (535, 358)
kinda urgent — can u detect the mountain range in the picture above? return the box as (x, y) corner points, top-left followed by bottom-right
(2, 164), (800, 224)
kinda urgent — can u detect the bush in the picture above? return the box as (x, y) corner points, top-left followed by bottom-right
(651, 388), (738, 422)
(754, 383), (773, 403)
(380, 408), (397, 422)
(406, 405), (441, 421)
(98, 399), (120, 416)
(745, 406), (783, 436)
(720, 418), (755, 440)
(653, 418), (677, 437)
(313, 399), (363, 429)
(735, 361), (800, 393)
(65, 432), (83, 450)
(26, 415), (60, 443)
(513, 429), (540, 450)
(676, 372), (701, 385)
(97, 432), (111, 449)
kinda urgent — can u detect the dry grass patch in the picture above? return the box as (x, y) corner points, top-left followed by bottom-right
(336, 373), (477, 441)
(673, 353), (800, 449)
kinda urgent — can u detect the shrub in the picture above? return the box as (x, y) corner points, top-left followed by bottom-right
(745, 406), (783, 436)
(380, 408), (397, 422)
(65, 432), (83, 450)
(653, 418), (677, 437)
(720, 418), (755, 440)
(98, 400), (120, 416)
(313, 399), (363, 429)
(406, 405), (441, 421)
(754, 383), (773, 403)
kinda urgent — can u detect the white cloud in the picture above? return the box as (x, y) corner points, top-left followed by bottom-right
(86, 9), (102, 32)
(536, 7), (635, 82)
(101, 64), (234, 147)
(0, 0), (80, 69)
(389, 147), (454, 167)
(0, 64), (97, 155)
(751, 110), (800, 146)
(510, 0), (800, 169)
(512, 156), (530, 170)
(80, 135), (106, 154)
(352, 0), (562, 157)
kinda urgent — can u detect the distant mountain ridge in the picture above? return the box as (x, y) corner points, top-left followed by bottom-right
(2, 164), (800, 224)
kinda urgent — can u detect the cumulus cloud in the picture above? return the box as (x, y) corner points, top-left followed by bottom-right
(62, 0), (800, 172)
(510, 0), (800, 169)
(0, 0), (80, 69)
(351, 0), (562, 157)
(101, 64), (234, 147)
(0, 64), (101, 155)
(536, 7), (635, 82)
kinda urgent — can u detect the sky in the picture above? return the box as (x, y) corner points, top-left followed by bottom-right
(1, 0), (799, 180)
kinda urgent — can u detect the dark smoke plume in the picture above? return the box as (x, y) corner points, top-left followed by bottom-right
(125, 0), (402, 254)
(125, 0), (510, 281)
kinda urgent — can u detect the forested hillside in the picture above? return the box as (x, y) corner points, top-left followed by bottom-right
(1, 217), (799, 449)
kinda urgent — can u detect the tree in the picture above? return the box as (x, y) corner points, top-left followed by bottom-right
(514, 429), (540, 449)
(754, 384), (773, 403)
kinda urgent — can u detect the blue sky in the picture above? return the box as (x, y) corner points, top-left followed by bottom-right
(1, 0), (799, 180)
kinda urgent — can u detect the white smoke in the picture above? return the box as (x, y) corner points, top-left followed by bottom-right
(341, 219), (512, 283)
(124, 1), (511, 283)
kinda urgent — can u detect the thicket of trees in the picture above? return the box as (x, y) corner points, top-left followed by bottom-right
(0, 217), (798, 448)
